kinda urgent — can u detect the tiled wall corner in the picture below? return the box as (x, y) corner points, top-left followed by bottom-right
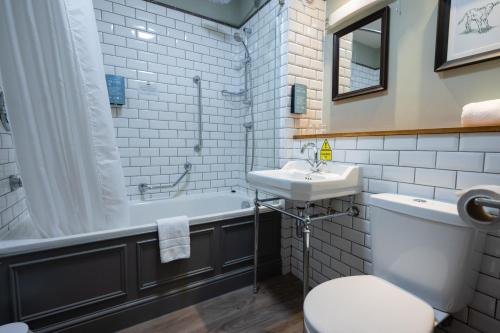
(286, 0), (325, 137)
(94, 0), (281, 199)
(241, 0), (281, 172)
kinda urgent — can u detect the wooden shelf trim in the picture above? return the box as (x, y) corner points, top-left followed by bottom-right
(293, 126), (500, 139)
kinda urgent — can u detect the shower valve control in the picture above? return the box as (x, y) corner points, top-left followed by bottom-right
(9, 175), (22, 192)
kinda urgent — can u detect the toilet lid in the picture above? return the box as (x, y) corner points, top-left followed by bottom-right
(0, 323), (29, 333)
(303, 275), (435, 333)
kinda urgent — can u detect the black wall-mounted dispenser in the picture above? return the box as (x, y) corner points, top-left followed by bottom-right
(291, 84), (307, 114)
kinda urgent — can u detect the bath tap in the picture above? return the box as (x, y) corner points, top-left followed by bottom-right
(300, 143), (326, 172)
(9, 175), (22, 191)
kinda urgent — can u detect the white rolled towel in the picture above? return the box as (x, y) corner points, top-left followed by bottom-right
(461, 99), (500, 127)
(457, 185), (500, 232)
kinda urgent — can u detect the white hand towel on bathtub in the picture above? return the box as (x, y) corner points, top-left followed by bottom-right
(157, 216), (190, 263)
(461, 99), (500, 126)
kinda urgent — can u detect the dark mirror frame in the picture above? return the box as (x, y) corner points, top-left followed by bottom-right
(332, 7), (390, 101)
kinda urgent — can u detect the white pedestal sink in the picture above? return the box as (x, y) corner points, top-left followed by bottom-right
(247, 160), (361, 201)
(249, 159), (362, 301)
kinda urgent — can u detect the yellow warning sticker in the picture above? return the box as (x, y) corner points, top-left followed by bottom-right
(320, 139), (332, 161)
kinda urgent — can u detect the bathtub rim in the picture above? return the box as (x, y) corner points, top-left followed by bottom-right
(0, 194), (281, 258)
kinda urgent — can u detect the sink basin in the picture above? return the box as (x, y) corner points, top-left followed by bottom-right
(247, 160), (361, 201)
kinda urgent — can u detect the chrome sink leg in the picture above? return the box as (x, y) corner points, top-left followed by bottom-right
(296, 206), (304, 238)
(298, 204), (312, 300)
(251, 194), (358, 301)
(302, 217), (311, 300)
(253, 189), (259, 293)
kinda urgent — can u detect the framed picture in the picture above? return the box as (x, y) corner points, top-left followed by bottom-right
(435, 0), (500, 71)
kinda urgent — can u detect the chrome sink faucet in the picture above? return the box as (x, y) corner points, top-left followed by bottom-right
(300, 142), (326, 172)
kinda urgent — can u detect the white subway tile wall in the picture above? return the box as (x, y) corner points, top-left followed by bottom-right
(94, 0), (279, 199)
(284, 133), (500, 333)
(284, 0), (325, 138)
(350, 63), (380, 91)
(0, 87), (28, 236)
(276, 0), (326, 275)
(417, 134), (460, 151)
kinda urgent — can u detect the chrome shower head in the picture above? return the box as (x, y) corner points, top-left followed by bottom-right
(233, 32), (251, 60)
(233, 32), (243, 43)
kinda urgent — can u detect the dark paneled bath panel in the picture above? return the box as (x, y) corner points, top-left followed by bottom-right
(0, 211), (281, 332)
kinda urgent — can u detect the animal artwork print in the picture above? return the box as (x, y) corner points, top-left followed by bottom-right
(458, 1), (500, 33)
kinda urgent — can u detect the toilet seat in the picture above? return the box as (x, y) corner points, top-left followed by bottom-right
(0, 323), (30, 333)
(303, 275), (435, 333)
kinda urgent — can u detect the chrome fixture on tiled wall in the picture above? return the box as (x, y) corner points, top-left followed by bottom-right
(0, 87), (28, 236)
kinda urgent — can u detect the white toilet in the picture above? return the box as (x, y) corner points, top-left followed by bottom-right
(303, 193), (484, 333)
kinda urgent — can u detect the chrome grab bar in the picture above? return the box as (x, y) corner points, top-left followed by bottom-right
(221, 89), (246, 96)
(474, 197), (500, 210)
(193, 76), (202, 152)
(138, 162), (192, 195)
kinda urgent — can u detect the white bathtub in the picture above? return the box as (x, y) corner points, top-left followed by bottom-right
(0, 191), (272, 257)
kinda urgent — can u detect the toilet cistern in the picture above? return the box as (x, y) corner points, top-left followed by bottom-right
(300, 142), (326, 172)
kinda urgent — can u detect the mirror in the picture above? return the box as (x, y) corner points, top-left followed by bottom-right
(333, 7), (390, 101)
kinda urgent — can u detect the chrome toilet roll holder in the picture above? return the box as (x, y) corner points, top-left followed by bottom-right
(474, 197), (500, 210)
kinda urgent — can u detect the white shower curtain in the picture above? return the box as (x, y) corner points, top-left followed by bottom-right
(0, 0), (130, 237)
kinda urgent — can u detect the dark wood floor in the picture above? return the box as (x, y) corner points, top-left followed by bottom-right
(119, 274), (304, 333)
